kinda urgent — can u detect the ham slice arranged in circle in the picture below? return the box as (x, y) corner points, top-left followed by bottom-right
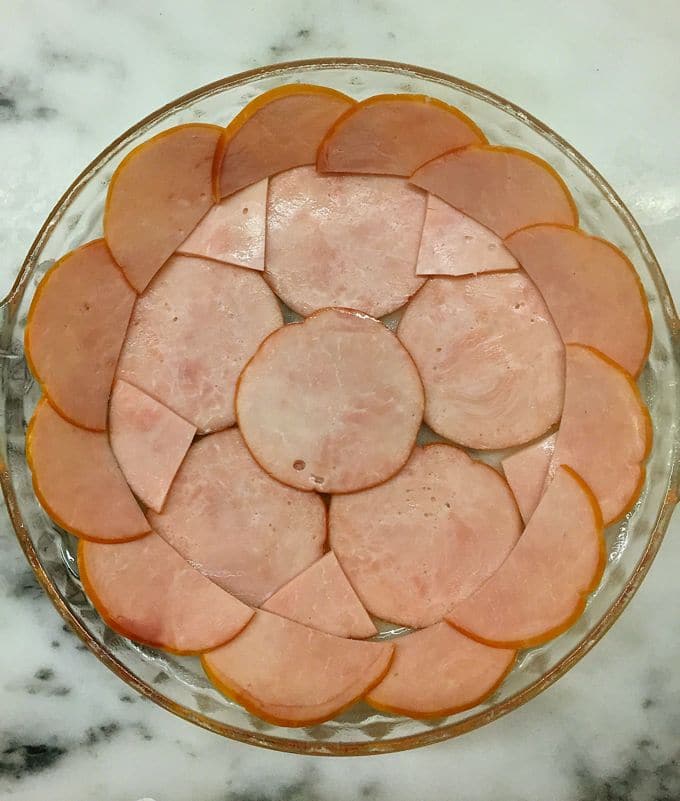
(367, 622), (515, 718)
(201, 610), (394, 726)
(317, 93), (486, 177)
(330, 444), (522, 628)
(214, 84), (354, 199)
(502, 433), (556, 523)
(25, 240), (136, 431)
(265, 167), (427, 317)
(447, 465), (605, 648)
(411, 145), (578, 238)
(398, 273), (565, 449)
(117, 255), (282, 434)
(262, 552), (377, 639)
(505, 225), (652, 376)
(27, 400), (149, 542)
(148, 428), (326, 607)
(79, 533), (253, 654)
(105, 124), (221, 292)
(236, 308), (424, 493)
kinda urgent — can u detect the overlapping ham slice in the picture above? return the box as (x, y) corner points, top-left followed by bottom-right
(201, 610), (393, 726)
(104, 124), (221, 292)
(397, 273), (565, 449)
(367, 622), (515, 718)
(447, 466), (605, 648)
(148, 428), (326, 607)
(214, 84), (354, 199)
(411, 145), (578, 238)
(505, 225), (652, 376)
(25, 240), (136, 431)
(265, 167), (426, 317)
(261, 552), (377, 639)
(317, 94), (485, 176)
(79, 533), (253, 654)
(330, 444), (522, 628)
(117, 255), (282, 433)
(236, 308), (424, 493)
(27, 400), (149, 542)
(501, 433), (556, 523)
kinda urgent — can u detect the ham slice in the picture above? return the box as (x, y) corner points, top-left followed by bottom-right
(79, 533), (253, 654)
(317, 93), (485, 176)
(411, 145), (578, 238)
(447, 466), (605, 648)
(236, 308), (424, 493)
(117, 255), (282, 433)
(397, 273), (565, 449)
(502, 433), (556, 523)
(27, 400), (149, 542)
(104, 124), (221, 292)
(201, 610), (393, 726)
(25, 240), (135, 431)
(177, 179), (267, 271)
(148, 428), (326, 607)
(505, 225), (652, 376)
(214, 84), (354, 199)
(265, 167), (427, 317)
(330, 444), (522, 628)
(261, 552), (377, 639)
(367, 622), (515, 718)
(108, 380), (196, 513)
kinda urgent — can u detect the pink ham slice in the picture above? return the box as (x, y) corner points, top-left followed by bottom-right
(265, 167), (427, 317)
(214, 84), (354, 199)
(330, 444), (522, 628)
(501, 433), (556, 523)
(79, 533), (253, 654)
(148, 428), (326, 607)
(201, 610), (393, 726)
(447, 465), (605, 648)
(261, 552), (377, 639)
(317, 94), (486, 177)
(397, 273), (565, 449)
(105, 124), (221, 292)
(117, 255), (282, 433)
(25, 240), (136, 431)
(177, 179), (267, 271)
(367, 622), (515, 718)
(27, 399), (149, 542)
(108, 380), (196, 513)
(505, 225), (652, 377)
(236, 308), (424, 493)
(411, 145), (578, 238)
(415, 196), (519, 277)
(548, 345), (651, 525)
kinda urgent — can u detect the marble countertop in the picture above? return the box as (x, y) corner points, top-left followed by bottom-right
(1, 1), (679, 799)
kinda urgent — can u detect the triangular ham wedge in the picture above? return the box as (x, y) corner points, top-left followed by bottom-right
(201, 610), (393, 726)
(502, 433), (556, 523)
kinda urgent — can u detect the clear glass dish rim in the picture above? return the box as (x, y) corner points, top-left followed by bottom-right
(1, 57), (678, 756)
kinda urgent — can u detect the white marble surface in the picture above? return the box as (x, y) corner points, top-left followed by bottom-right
(1, 1), (679, 799)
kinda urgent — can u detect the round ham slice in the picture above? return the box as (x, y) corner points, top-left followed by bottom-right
(214, 84), (354, 199)
(201, 610), (394, 726)
(117, 255), (282, 434)
(25, 240), (136, 431)
(148, 428), (326, 607)
(410, 145), (578, 238)
(79, 533), (253, 654)
(261, 552), (377, 639)
(505, 225), (652, 376)
(317, 93), (486, 176)
(501, 433), (556, 523)
(367, 622), (515, 718)
(236, 308), (424, 493)
(104, 124), (221, 293)
(27, 400), (149, 542)
(265, 167), (427, 317)
(397, 273), (565, 449)
(329, 444), (522, 628)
